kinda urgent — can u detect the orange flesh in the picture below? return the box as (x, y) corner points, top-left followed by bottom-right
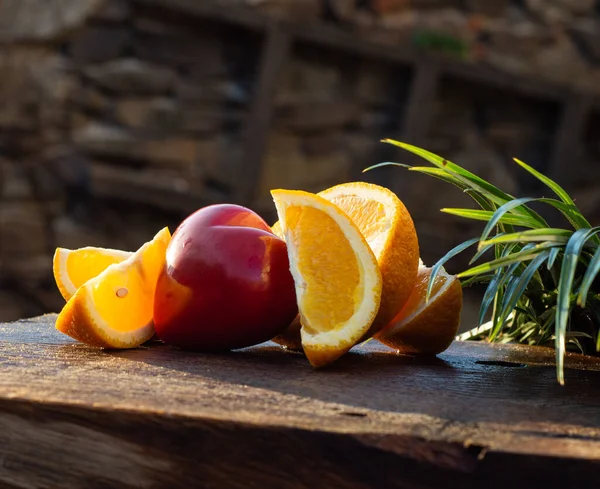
(326, 196), (387, 256)
(394, 269), (448, 322)
(287, 205), (361, 334)
(86, 232), (167, 334)
(66, 250), (130, 291)
(88, 262), (153, 333)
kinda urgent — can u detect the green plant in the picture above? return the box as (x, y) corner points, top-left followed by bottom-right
(365, 140), (600, 385)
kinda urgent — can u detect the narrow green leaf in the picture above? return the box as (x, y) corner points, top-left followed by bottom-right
(547, 247), (560, 270)
(513, 158), (576, 206)
(479, 197), (547, 247)
(463, 189), (495, 212)
(384, 140), (550, 226)
(569, 337), (586, 355)
(489, 285), (504, 341)
(531, 265), (545, 288)
(469, 238), (502, 265)
(384, 139), (517, 204)
(362, 161), (411, 172)
(441, 208), (493, 221)
(458, 242), (559, 278)
(541, 308), (556, 339)
(478, 262), (520, 326)
(361, 161), (412, 173)
(577, 246), (600, 307)
(482, 242), (530, 339)
(441, 209), (539, 228)
(514, 306), (542, 327)
(463, 190), (517, 234)
(497, 252), (551, 334)
(538, 198), (594, 232)
(490, 275), (520, 340)
(460, 274), (495, 287)
(481, 228), (573, 247)
(474, 234), (522, 267)
(426, 237), (480, 301)
(456, 321), (494, 341)
(520, 326), (539, 342)
(408, 167), (471, 191)
(555, 227), (600, 385)
(477, 241), (525, 326)
(565, 331), (594, 339)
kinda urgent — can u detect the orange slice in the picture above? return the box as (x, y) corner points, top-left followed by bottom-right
(319, 182), (419, 333)
(376, 265), (462, 355)
(271, 189), (382, 367)
(53, 247), (132, 301)
(55, 227), (171, 349)
(271, 220), (284, 239)
(272, 182), (419, 349)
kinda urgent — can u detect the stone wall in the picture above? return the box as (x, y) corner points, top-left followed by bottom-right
(238, 0), (600, 264)
(0, 0), (260, 320)
(1, 0), (600, 324)
(244, 0), (600, 95)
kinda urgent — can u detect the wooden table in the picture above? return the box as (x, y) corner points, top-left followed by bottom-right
(1, 315), (600, 488)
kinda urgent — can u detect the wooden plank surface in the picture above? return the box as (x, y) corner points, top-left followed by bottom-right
(1, 315), (600, 488)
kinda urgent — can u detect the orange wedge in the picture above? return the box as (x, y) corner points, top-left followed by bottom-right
(271, 220), (284, 239)
(319, 182), (419, 333)
(376, 265), (462, 355)
(55, 227), (171, 349)
(271, 189), (382, 367)
(53, 247), (132, 301)
(272, 182), (419, 349)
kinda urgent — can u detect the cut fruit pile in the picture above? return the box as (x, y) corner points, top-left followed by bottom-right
(52, 181), (462, 368)
(271, 189), (382, 367)
(54, 228), (170, 349)
(272, 182), (420, 352)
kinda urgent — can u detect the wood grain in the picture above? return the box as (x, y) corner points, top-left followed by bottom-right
(2, 315), (600, 488)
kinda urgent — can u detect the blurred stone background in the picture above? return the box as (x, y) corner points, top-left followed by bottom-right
(1, 0), (599, 330)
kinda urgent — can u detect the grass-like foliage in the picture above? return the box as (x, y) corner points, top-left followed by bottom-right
(365, 140), (600, 385)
